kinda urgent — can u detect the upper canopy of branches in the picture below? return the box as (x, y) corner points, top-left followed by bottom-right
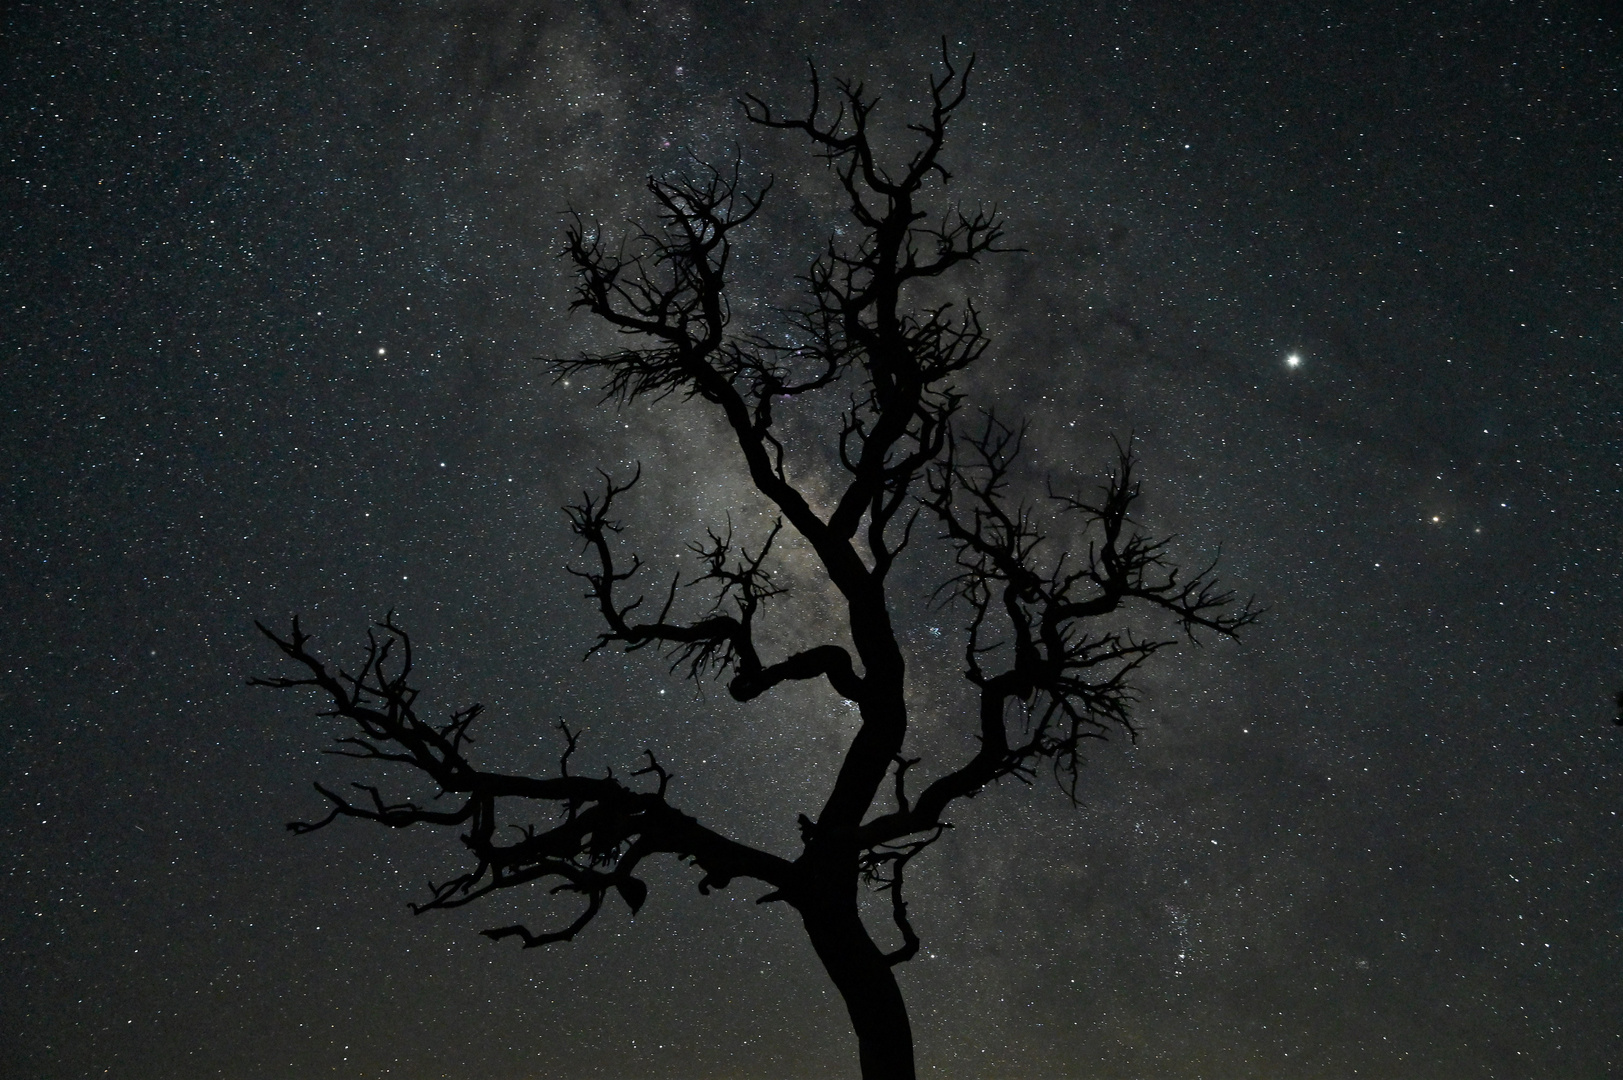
(557, 45), (1007, 589)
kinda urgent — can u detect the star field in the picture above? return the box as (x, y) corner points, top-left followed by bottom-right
(2, 2), (1620, 1078)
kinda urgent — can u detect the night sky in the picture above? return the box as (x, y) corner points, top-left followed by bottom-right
(4, 2), (1620, 1077)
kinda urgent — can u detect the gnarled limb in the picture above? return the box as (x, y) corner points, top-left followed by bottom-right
(856, 421), (1258, 850)
(563, 468), (867, 704)
(253, 618), (795, 946)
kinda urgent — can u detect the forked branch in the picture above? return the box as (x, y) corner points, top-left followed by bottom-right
(252, 618), (794, 946)
(855, 420), (1258, 847)
(564, 469), (865, 702)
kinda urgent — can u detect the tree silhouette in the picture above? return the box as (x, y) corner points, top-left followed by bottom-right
(254, 47), (1256, 1080)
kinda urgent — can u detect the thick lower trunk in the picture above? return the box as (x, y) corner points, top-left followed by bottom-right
(802, 898), (916, 1080)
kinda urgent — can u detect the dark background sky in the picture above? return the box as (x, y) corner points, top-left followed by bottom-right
(3, 2), (1620, 1077)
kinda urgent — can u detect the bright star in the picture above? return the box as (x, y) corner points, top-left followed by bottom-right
(1285, 353), (1302, 368)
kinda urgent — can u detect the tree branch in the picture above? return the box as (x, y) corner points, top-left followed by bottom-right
(253, 618), (796, 944)
(856, 422), (1258, 848)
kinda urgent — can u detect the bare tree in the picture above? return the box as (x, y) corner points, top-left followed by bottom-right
(254, 47), (1255, 1080)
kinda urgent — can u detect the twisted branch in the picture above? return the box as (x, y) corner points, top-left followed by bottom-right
(252, 618), (793, 946)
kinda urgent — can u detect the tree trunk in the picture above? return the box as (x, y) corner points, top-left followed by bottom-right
(801, 894), (916, 1080)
